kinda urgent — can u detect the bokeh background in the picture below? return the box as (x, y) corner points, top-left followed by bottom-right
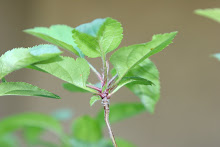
(1, 0), (220, 147)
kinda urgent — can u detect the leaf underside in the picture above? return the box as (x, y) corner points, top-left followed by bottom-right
(24, 25), (83, 56)
(0, 44), (62, 79)
(0, 82), (60, 99)
(111, 76), (154, 94)
(126, 58), (160, 113)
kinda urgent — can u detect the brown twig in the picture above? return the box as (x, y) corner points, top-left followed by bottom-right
(102, 97), (117, 147)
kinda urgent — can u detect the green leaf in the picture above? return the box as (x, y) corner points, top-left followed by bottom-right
(62, 83), (90, 92)
(0, 44), (62, 79)
(212, 53), (220, 61)
(126, 59), (160, 113)
(24, 25), (83, 56)
(72, 29), (100, 58)
(90, 96), (102, 106)
(0, 134), (18, 147)
(72, 115), (102, 143)
(96, 103), (145, 128)
(195, 8), (220, 23)
(110, 31), (177, 83)
(0, 113), (63, 137)
(111, 76), (154, 94)
(33, 56), (95, 93)
(97, 17), (123, 53)
(0, 82), (60, 99)
(72, 18), (123, 58)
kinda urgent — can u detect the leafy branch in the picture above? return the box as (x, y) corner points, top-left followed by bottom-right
(0, 17), (177, 146)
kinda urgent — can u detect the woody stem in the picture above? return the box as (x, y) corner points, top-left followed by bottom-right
(102, 97), (117, 147)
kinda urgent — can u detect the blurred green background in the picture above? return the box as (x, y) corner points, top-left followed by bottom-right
(1, 0), (220, 146)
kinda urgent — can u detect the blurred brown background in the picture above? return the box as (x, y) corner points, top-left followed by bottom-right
(1, 0), (220, 147)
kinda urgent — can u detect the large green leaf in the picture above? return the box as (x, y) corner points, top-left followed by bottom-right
(0, 113), (63, 137)
(72, 115), (102, 143)
(110, 31), (177, 84)
(126, 59), (160, 113)
(0, 82), (60, 99)
(24, 25), (83, 56)
(33, 56), (95, 93)
(72, 18), (123, 58)
(0, 44), (62, 79)
(213, 53), (220, 61)
(195, 8), (220, 23)
(96, 103), (145, 128)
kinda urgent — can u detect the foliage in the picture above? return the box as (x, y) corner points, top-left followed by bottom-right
(0, 106), (140, 147)
(0, 44), (61, 98)
(25, 17), (177, 112)
(0, 17), (177, 146)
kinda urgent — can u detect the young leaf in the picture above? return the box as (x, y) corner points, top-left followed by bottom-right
(90, 96), (102, 106)
(0, 82), (60, 99)
(111, 76), (154, 95)
(126, 58), (160, 113)
(72, 29), (100, 58)
(97, 17), (123, 54)
(96, 103), (145, 128)
(110, 31), (177, 84)
(0, 44), (62, 79)
(0, 113), (63, 137)
(195, 8), (220, 23)
(24, 25), (83, 56)
(62, 83), (90, 93)
(33, 56), (95, 93)
(72, 18), (123, 58)
(72, 115), (102, 143)
(212, 53), (220, 61)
